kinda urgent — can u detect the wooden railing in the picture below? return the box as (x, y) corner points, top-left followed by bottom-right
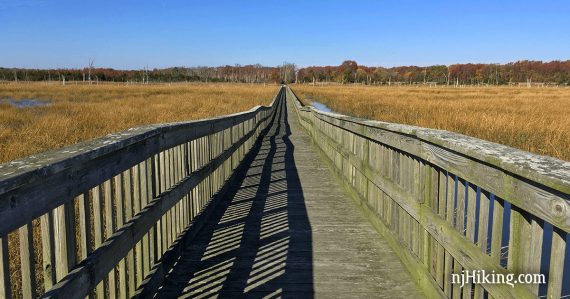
(0, 87), (283, 298)
(288, 86), (570, 299)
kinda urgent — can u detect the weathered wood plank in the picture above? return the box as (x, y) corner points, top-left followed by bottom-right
(304, 96), (570, 197)
(547, 227), (566, 298)
(114, 174), (127, 299)
(123, 168), (136, 297)
(78, 193), (91, 261)
(308, 105), (570, 233)
(140, 161), (151, 279)
(132, 164), (143, 287)
(19, 222), (36, 298)
(41, 101), (276, 299)
(0, 235), (10, 299)
(291, 89), (536, 299)
(475, 189), (490, 299)
(490, 196), (505, 265)
(0, 105), (275, 237)
(92, 185), (105, 298)
(41, 211), (56, 290)
(104, 179), (117, 298)
(435, 171), (446, 289)
(54, 200), (76, 282)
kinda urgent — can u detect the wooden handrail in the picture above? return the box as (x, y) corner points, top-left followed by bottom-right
(288, 86), (569, 299)
(0, 87), (283, 298)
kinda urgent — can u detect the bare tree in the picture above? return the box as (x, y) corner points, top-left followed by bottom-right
(88, 58), (95, 84)
(279, 62), (297, 83)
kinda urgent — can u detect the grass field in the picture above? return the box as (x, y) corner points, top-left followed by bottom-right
(0, 83), (276, 164)
(2, 83), (569, 297)
(293, 84), (570, 161)
(0, 82), (276, 297)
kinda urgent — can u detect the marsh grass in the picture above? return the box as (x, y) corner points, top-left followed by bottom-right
(0, 82), (275, 297)
(0, 83), (276, 163)
(293, 84), (570, 161)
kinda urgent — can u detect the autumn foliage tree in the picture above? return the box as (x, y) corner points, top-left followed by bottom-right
(1, 60), (569, 85)
(297, 60), (570, 85)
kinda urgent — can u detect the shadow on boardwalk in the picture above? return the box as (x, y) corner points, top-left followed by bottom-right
(156, 99), (314, 298)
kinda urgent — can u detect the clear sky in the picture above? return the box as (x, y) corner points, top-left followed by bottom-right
(1, 0), (569, 69)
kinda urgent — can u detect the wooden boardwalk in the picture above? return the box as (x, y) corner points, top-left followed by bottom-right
(155, 96), (422, 298)
(3, 86), (567, 298)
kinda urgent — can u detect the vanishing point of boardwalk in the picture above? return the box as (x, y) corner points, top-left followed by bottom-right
(155, 94), (422, 298)
(5, 87), (567, 298)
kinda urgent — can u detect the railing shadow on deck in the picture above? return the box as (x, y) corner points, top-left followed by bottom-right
(0, 87), (284, 298)
(155, 94), (315, 298)
(287, 85), (570, 299)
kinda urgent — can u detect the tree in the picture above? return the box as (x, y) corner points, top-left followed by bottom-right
(339, 60), (358, 83)
(279, 62), (296, 83)
(87, 58), (95, 84)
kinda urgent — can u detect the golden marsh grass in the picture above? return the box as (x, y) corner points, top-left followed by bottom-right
(0, 83), (276, 163)
(0, 82), (275, 297)
(293, 85), (570, 161)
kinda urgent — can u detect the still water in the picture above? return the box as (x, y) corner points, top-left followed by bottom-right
(310, 101), (332, 113)
(2, 98), (51, 108)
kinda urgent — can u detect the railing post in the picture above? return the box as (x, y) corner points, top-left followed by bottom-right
(0, 235), (10, 299)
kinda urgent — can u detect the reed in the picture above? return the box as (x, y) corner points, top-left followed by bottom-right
(0, 82), (275, 297)
(293, 84), (570, 161)
(0, 83), (276, 163)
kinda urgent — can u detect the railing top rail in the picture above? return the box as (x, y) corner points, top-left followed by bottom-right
(0, 90), (280, 236)
(287, 86), (570, 196)
(0, 99), (276, 193)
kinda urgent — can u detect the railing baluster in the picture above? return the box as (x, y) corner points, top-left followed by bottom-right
(140, 161), (150, 278)
(54, 199), (76, 282)
(19, 222), (36, 298)
(78, 193), (91, 261)
(123, 169), (136, 297)
(435, 171), (446, 289)
(0, 235), (10, 299)
(490, 196), (505, 265)
(114, 174), (127, 299)
(165, 149), (172, 249)
(547, 227), (566, 298)
(41, 211), (56, 290)
(159, 151), (168, 256)
(453, 176), (466, 298)
(443, 172), (454, 297)
(133, 164), (143, 287)
(92, 185), (105, 298)
(104, 179), (117, 298)
(474, 190), (490, 299)
(0, 91), (280, 298)
(527, 217), (544, 295)
(2, 87), (566, 298)
(147, 157), (156, 269)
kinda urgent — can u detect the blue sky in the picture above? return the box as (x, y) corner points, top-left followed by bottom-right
(1, 0), (569, 69)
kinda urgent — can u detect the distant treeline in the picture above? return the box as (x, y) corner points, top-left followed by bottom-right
(1, 60), (569, 85)
(0, 64), (294, 84)
(298, 60), (570, 85)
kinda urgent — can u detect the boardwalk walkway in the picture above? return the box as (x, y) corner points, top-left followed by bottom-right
(155, 95), (423, 298)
